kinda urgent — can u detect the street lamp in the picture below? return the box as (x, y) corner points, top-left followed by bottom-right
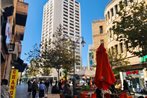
(63, 34), (86, 96)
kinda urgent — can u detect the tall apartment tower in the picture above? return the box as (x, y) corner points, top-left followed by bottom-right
(41, 0), (82, 70)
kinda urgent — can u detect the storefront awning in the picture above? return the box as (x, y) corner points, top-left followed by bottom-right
(114, 63), (147, 72)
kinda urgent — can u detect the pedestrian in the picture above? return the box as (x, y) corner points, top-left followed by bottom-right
(39, 81), (46, 98)
(95, 88), (102, 98)
(123, 79), (129, 92)
(27, 80), (32, 95)
(58, 80), (62, 91)
(44, 80), (49, 93)
(1, 79), (10, 98)
(51, 81), (60, 94)
(63, 82), (72, 98)
(19, 78), (22, 85)
(32, 80), (38, 98)
(50, 79), (53, 86)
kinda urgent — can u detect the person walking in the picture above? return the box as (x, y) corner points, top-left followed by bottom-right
(32, 80), (38, 98)
(123, 79), (129, 92)
(58, 80), (62, 91)
(39, 81), (46, 98)
(44, 80), (49, 93)
(50, 79), (53, 86)
(95, 88), (102, 98)
(63, 82), (72, 98)
(27, 80), (32, 95)
(1, 79), (10, 98)
(51, 81), (60, 94)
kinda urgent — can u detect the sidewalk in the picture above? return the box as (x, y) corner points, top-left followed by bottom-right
(16, 83), (32, 98)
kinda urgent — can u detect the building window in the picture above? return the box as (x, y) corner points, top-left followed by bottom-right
(111, 47), (114, 53)
(99, 26), (103, 34)
(105, 15), (107, 20)
(120, 43), (123, 53)
(124, 0), (128, 6)
(109, 29), (112, 38)
(108, 11), (110, 19)
(115, 44), (118, 53)
(129, 0), (133, 2)
(125, 41), (128, 51)
(115, 5), (118, 14)
(111, 8), (114, 16)
(63, 20), (68, 24)
(64, 11), (68, 14)
(100, 39), (104, 44)
(64, 7), (68, 11)
(75, 19), (79, 22)
(64, 4), (68, 8)
(75, 1), (79, 4)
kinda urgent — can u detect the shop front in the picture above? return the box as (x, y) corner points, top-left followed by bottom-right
(122, 70), (145, 93)
(117, 63), (147, 93)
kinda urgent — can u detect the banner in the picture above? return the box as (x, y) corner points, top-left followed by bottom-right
(9, 69), (18, 98)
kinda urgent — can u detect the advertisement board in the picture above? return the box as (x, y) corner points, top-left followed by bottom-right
(9, 69), (18, 98)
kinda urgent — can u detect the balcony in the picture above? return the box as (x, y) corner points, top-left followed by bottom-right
(16, 2), (28, 26)
(16, 2), (28, 15)
(15, 1), (28, 41)
(15, 25), (24, 41)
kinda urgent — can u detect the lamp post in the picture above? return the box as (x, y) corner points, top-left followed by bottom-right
(63, 34), (85, 97)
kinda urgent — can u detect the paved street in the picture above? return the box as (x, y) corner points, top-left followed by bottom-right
(16, 83), (32, 98)
(15, 83), (147, 98)
(16, 83), (52, 98)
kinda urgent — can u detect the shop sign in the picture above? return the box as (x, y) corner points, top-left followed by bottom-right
(126, 70), (139, 76)
(9, 69), (18, 98)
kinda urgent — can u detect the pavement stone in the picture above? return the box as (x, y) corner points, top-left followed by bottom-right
(16, 83), (52, 98)
(15, 83), (147, 98)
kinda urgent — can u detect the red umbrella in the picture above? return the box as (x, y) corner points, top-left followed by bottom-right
(94, 44), (116, 90)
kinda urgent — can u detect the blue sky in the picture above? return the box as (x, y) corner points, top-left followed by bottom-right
(22, 0), (110, 66)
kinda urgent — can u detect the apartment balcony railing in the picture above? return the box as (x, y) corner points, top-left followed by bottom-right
(15, 1), (28, 41)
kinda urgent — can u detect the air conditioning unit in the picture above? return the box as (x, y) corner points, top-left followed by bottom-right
(8, 43), (15, 53)
(8, 42), (19, 55)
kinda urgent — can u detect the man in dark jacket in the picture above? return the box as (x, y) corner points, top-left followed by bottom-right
(51, 82), (60, 94)
(32, 80), (38, 98)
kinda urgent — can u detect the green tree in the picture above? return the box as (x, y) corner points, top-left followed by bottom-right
(41, 25), (74, 80)
(112, 1), (147, 57)
(108, 50), (130, 75)
(25, 25), (74, 80)
(41, 68), (51, 76)
(25, 59), (41, 77)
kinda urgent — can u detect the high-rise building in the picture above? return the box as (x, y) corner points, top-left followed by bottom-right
(41, 0), (82, 69)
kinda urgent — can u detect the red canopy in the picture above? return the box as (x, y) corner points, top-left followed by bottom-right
(94, 44), (116, 90)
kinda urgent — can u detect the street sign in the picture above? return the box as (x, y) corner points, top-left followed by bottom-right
(9, 69), (18, 98)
